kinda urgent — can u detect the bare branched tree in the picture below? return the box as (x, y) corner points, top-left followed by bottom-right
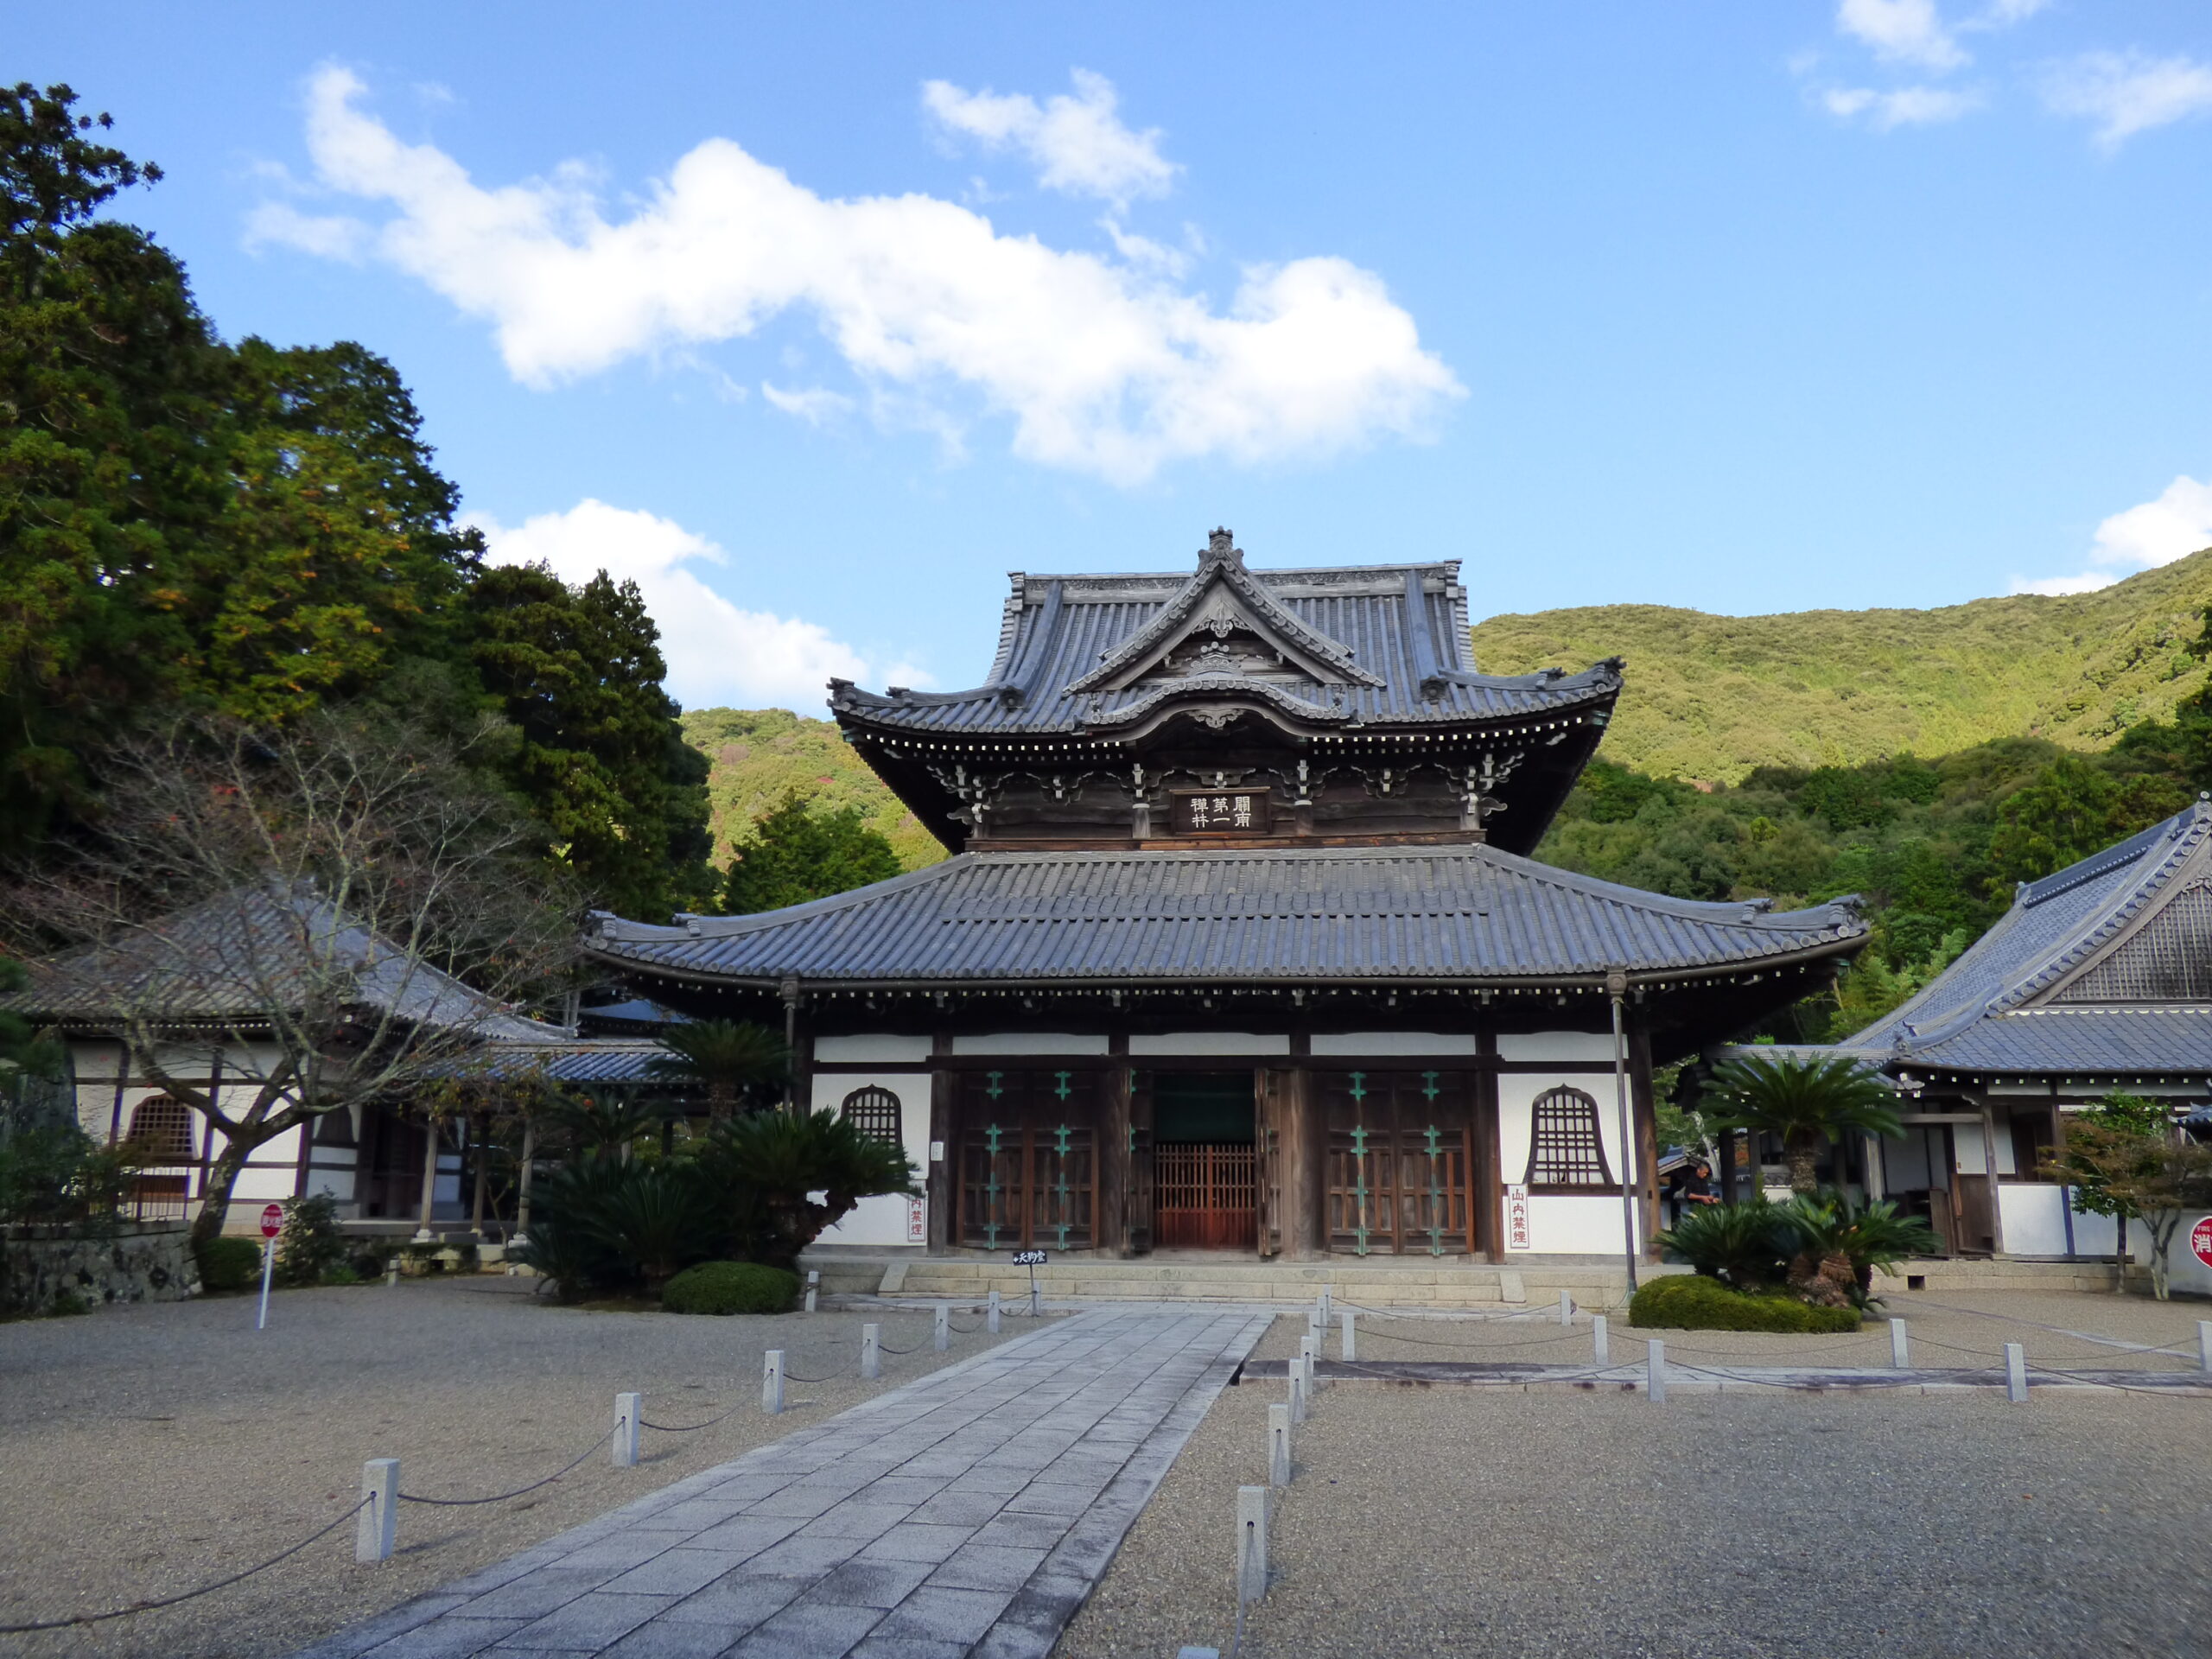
(4, 711), (580, 1241)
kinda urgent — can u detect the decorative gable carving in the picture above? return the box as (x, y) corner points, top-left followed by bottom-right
(2050, 877), (2212, 1003)
(1065, 528), (1383, 696)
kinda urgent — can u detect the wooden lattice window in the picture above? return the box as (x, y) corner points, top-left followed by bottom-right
(1524, 1087), (1613, 1189)
(124, 1096), (196, 1161)
(840, 1086), (903, 1147)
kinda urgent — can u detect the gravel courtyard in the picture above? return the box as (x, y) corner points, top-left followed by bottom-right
(0, 1275), (1024, 1658)
(1058, 1292), (2212, 1659)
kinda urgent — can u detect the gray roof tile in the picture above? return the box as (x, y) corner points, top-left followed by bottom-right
(588, 844), (1864, 987)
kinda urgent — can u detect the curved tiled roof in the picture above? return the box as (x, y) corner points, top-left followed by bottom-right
(829, 557), (1622, 739)
(586, 844), (1866, 988)
(8, 882), (563, 1042)
(1838, 798), (2212, 1075)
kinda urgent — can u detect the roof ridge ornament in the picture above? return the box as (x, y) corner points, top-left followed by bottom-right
(1203, 527), (1244, 568)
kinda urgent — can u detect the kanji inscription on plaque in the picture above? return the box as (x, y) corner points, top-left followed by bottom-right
(1172, 790), (1270, 835)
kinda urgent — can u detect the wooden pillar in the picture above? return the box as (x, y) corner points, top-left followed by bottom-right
(1475, 1033), (1504, 1262)
(927, 1060), (955, 1255)
(1285, 1034), (1325, 1261)
(1099, 1039), (1131, 1256)
(1630, 1021), (1661, 1260)
(781, 979), (809, 1114)
(1977, 1093), (2006, 1258)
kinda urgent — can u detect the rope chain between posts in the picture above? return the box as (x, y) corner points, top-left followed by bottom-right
(0, 1497), (370, 1634)
(399, 1426), (618, 1506)
(874, 1334), (931, 1356)
(639, 1402), (743, 1433)
(1348, 1322), (1596, 1352)
(780, 1361), (843, 1383)
(1894, 1293), (2200, 1359)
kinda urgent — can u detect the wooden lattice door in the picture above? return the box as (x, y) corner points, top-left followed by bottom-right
(1323, 1069), (1476, 1256)
(956, 1068), (1098, 1250)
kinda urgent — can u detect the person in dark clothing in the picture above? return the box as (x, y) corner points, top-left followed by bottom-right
(1667, 1160), (1719, 1226)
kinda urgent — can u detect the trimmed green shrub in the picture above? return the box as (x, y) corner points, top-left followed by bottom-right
(276, 1192), (349, 1286)
(1629, 1274), (1861, 1333)
(662, 1261), (798, 1316)
(194, 1236), (264, 1294)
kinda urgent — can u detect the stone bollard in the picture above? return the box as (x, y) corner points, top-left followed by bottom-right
(613, 1392), (641, 1467)
(1592, 1314), (1609, 1367)
(1890, 1318), (1910, 1369)
(804, 1269), (818, 1315)
(385, 1261), (400, 1289)
(934, 1304), (950, 1352)
(2005, 1342), (2028, 1404)
(762, 1350), (785, 1415)
(1287, 1354), (1307, 1426)
(1236, 1486), (1269, 1605)
(1030, 1278), (1042, 1319)
(988, 1289), (1001, 1333)
(2197, 1320), (2211, 1375)
(1298, 1334), (1319, 1397)
(1319, 1286), (1332, 1324)
(1339, 1309), (1356, 1362)
(1647, 1339), (1667, 1404)
(1558, 1290), (1575, 1326)
(861, 1324), (881, 1381)
(356, 1458), (397, 1564)
(1268, 1402), (1292, 1486)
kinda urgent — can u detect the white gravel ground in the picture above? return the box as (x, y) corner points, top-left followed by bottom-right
(1059, 1295), (2212, 1659)
(0, 1275), (1026, 1659)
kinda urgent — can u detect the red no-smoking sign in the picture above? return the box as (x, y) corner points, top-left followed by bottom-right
(2190, 1216), (2212, 1270)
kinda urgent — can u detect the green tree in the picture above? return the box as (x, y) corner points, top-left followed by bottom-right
(2042, 1092), (2212, 1300)
(1986, 754), (2192, 886)
(722, 789), (903, 914)
(468, 563), (715, 922)
(1698, 1054), (1903, 1195)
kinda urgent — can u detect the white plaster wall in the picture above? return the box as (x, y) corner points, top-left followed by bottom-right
(816, 1035), (932, 1064)
(1496, 1032), (1616, 1063)
(2152, 1215), (2212, 1295)
(1310, 1032), (1477, 1057)
(950, 1033), (1109, 1056)
(1130, 1032), (1288, 1056)
(810, 1069), (932, 1248)
(1998, 1184), (2075, 1255)
(1522, 1195), (1632, 1255)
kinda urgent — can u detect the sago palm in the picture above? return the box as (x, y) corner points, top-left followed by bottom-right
(646, 1020), (791, 1119)
(1699, 1053), (1901, 1196)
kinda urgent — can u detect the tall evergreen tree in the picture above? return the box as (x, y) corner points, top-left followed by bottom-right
(722, 790), (902, 915)
(469, 563), (715, 921)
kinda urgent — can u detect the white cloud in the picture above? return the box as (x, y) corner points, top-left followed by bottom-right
(760, 382), (855, 425)
(2040, 51), (2212, 149)
(476, 499), (926, 711)
(2010, 474), (2212, 596)
(922, 69), (1177, 208)
(1964, 0), (2049, 29)
(245, 200), (368, 260)
(1823, 85), (1984, 127)
(2011, 571), (2116, 596)
(262, 67), (1459, 487)
(1836, 0), (1967, 72)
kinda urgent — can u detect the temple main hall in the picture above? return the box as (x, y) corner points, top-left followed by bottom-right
(588, 531), (1867, 1262)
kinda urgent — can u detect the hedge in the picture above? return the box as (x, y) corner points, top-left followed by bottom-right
(194, 1236), (264, 1294)
(661, 1261), (799, 1316)
(1628, 1274), (1861, 1333)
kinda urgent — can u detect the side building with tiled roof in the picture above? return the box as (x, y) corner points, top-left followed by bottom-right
(1807, 798), (2211, 1280)
(591, 530), (1870, 1264)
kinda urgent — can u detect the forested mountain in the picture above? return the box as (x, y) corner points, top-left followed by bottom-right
(1471, 551), (2212, 784)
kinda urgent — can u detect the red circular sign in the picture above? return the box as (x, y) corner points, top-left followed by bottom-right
(260, 1203), (284, 1239)
(2191, 1216), (2212, 1271)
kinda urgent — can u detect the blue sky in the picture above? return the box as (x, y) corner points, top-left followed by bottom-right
(17, 2), (2212, 711)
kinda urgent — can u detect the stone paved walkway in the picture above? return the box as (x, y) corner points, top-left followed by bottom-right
(296, 1306), (1269, 1659)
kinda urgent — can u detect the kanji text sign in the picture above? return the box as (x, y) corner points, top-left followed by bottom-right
(1172, 791), (1270, 835)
